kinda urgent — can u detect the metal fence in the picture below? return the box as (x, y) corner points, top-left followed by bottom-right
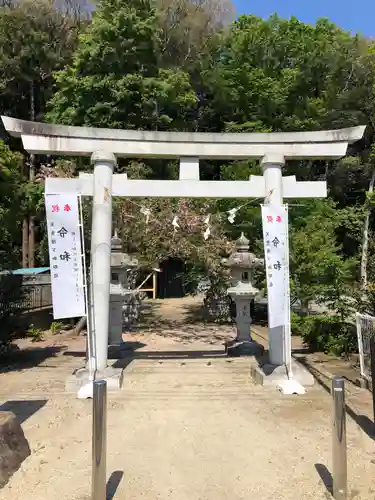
(21, 283), (52, 311)
(356, 312), (375, 382)
(0, 274), (52, 318)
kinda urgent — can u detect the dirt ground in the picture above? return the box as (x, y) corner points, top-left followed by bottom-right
(1, 296), (375, 499)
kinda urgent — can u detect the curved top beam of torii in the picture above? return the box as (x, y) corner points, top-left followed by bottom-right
(2, 116), (366, 160)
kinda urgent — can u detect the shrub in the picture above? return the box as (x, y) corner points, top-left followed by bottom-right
(122, 291), (144, 332)
(50, 321), (63, 335)
(291, 313), (357, 357)
(290, 311), (306, 337)
(203, 285), (231, 323)
(27, 324), (44, 342)
(357, 281), (375, 315)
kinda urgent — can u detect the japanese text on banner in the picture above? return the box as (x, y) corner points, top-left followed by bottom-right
(45, 194), (86, 319)
(261, 205), (289, 328)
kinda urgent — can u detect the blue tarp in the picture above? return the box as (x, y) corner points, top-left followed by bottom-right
(11, 267), (50, 275)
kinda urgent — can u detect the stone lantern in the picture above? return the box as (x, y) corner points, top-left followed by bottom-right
(223, 233), (264, 356)
(109, 230), (138, 345)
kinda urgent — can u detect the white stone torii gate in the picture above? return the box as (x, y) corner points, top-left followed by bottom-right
(2, 116), (365, 387)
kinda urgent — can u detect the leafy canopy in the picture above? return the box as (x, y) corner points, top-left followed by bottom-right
(47, 0), (197, 130)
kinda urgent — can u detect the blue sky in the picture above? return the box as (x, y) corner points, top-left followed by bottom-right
(233, 1), (375, 37)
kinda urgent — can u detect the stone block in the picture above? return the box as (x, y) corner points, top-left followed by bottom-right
(0, 411), (30, 488)
(227, 340), (264, 357)
(355, 376), (371, 391)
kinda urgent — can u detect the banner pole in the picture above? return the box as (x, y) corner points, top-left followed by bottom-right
(284, 204), (293, 378)
(78, 195), (96, 381)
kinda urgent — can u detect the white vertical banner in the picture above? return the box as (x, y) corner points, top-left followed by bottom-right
(45, 194), (86, 319)
(261, 205), (290, 329)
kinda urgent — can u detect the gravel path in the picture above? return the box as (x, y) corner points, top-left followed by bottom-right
(0, 297), (374, 499)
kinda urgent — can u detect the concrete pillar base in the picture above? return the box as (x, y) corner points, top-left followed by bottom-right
(65, 365), (124, 393)
(251, 359), (315, 387)
(226, 340), (264, 357)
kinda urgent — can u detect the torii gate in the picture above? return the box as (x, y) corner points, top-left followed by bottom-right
(2, 116), (365, 387)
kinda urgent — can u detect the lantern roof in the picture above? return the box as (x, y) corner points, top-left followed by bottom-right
(111, 229), (122, 252)
(223, 233), (264, 269)
(235, 232), (250, 252)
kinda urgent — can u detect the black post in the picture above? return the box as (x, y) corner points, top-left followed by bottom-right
(92, 380), (107, 500)
(370, 336), (375, 426)
(332, 376), (347, 500)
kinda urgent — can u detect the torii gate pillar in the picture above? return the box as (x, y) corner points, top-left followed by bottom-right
(90, 151), (116, 372)
(261, 154), (285, 367)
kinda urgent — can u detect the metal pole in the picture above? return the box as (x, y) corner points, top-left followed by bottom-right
(370, 336), (375, 426)
(283, 204), (292, 378)
(332, 376), (347, 500)
(92, 380), (107, 500)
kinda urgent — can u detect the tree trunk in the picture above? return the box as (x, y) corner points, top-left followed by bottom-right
(360, 168), (375, 290)
(21, 155), (29, 268)
(73, 316), (87, 336)
(28, 80), (36, 268)
(28, 214), (35, 268)
(22, 218), (29, 268)
(28, 152), (36, 269)
(63, 316), (87, 337)
(300, 299), (310, 316)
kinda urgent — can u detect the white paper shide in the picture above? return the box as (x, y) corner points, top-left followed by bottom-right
(45, 194), (86, 319)
(261, 205), (290, 329)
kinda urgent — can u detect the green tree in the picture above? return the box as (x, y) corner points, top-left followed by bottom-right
(155, 0), (234, 70)
(0, 142), (24, 269)
(47, 0), (197, 130)
(200, 15), (370, 134)
(0, 0), (82, 267)
(290, 200), (356, 315)
(0, 0), (80, 122)
(118, 196), (233, 286)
